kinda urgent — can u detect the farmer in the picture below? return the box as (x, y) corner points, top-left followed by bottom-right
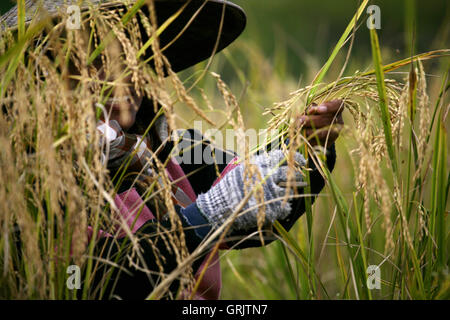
(1, 0), (343, 299)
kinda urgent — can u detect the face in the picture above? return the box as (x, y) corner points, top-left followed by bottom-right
(100, 70), (144, 131)
(67, 28), (144, 131)
(94, 37), (143, 131)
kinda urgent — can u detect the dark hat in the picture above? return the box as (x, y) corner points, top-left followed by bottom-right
(0, 0), (247, 72)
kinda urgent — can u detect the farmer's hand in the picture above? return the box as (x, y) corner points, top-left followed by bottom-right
(297, 99), (344, 147)
(196, 150), (306, 232)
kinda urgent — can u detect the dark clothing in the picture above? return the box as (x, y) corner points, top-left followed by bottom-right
(93, 130), (336, 299)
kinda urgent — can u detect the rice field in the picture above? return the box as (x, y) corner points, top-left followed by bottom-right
(0, 0), (448, 300)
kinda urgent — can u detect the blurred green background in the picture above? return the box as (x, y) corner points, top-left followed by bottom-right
(1, 0), (448, 300)
(1, 0), (448, 78)
(234, 0), (448, 74)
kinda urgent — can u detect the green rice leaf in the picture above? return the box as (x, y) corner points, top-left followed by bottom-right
(369, 28), (398, 174)
(306, 0), (369, 105)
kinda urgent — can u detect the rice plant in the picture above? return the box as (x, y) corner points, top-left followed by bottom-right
(0, 0), (448, 300)
(219, 2), (449, 300)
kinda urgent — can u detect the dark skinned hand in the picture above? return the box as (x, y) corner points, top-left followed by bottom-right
(296, 99), (344, 147)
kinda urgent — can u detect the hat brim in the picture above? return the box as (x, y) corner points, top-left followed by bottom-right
(1, 0), (246, 73)
(145, 0), (247, 72)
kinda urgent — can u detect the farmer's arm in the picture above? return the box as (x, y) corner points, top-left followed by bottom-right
(225, 100), (344, 248)
(176, 143), (336, 249)
(278, 144), (336, 232)
(176, 100), (343, 249)
(92, 129), (336, 299)
(277, 100), (344, 232)
(225, 144), (336, 249)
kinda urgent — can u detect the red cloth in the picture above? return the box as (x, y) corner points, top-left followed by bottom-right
(88, 157), (239, 300)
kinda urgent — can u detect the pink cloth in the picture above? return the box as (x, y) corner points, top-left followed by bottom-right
(87, 189), (155, 240)
(89, 157), (240, 300)
(213, 158), (240, 185)
(88, 158), (193, 241)
(114, 189), (156, 238)
(165, 159), (197, 203)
